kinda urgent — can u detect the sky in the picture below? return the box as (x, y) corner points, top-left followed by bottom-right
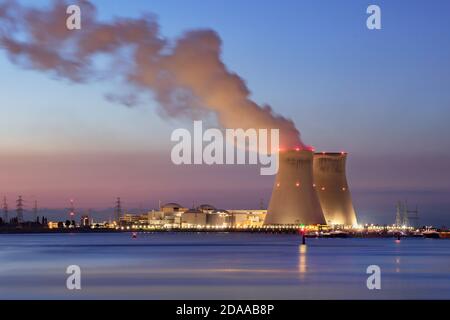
(1, 0), (450, 225)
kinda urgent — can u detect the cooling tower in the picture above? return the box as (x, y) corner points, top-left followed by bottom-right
(313, 152), (358, 226)
(265, 150), (326, 225)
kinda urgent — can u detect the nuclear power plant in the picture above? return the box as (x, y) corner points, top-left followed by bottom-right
(265, 150), (326, 225)
(264, 150), (358, 226)
(313, 152), (358, 226)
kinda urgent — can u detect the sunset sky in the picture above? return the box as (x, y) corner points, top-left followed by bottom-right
(1, 0), (450, 225)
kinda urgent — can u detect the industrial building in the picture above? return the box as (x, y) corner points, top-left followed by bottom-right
(119, 203), (266, 228)
(181, 209), (207, 226)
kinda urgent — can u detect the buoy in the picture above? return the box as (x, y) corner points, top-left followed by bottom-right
(132, 232), (137, 239)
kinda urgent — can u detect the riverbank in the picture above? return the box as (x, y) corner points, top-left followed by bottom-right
(1, 226), (449, 238)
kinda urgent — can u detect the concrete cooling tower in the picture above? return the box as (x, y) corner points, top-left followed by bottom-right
(313, 152), (358, 226)
(265, 150), (326, 225)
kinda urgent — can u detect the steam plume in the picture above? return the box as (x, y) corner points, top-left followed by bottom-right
(0, 0), (306, 148)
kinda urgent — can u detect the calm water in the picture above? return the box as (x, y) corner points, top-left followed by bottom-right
(0, 233), (449, 299)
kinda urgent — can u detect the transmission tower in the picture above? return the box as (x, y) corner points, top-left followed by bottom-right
(16, 195), (24, 223)
(2, 197), (8, 223)
(406, 203), (419, 228)
(396, 200), (420, 228)
(395, 201), (403, 227)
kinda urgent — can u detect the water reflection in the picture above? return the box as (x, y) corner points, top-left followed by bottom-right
(395, 257), (401, 273)
(298, 244), (307, 278)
